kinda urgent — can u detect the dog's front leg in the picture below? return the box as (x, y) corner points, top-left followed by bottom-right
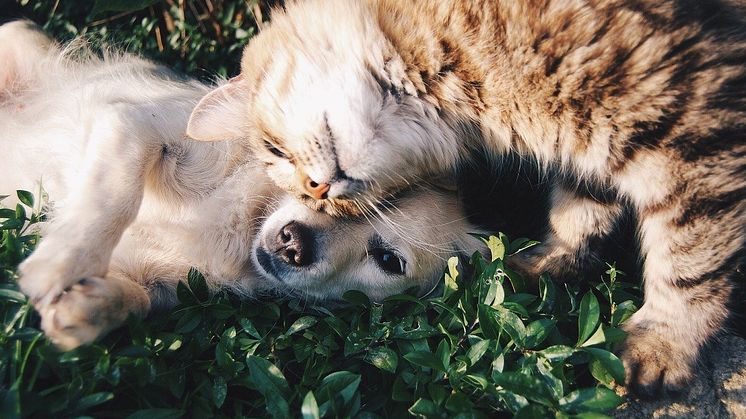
(18, 107), (159, 342)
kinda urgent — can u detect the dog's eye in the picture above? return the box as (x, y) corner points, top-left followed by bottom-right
(371, 248), (406, 275)
(264, 139), (287, 158)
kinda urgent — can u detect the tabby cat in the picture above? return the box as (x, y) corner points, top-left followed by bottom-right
(187, 0), (746, 396)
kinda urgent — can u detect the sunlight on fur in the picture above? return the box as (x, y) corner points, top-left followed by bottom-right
(0, 21), (487, 350)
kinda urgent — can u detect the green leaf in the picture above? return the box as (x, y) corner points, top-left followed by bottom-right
(503, 265), (527, 293)
(482, 235), (506, 261)
(601, 327), (627, 345)
(558, 387), (624, 413)
(536, 274), (556, 313)
(175, 281), (196, 304)
(427, 382), (447, 406)
(403, 351), (445, 372)
(343, 290), (371, 307)
(536, 358), (565, 400)
(285, 316), (318, 336)
(580, 325), (606, 347)
(391, 376), (412, 401)
(480, 305), (526, 347)
(466, 339), (490, 367)
(408, 398), (439, 417)
(173, 308), (201, 334)
(611, 300), (637, 326)
(1, 383), (20, 419)
(315, 371), (361, 417)
(513, 403), (551, 419)
(1, 219), (24, 230)
(589, 357), (615, 387)
(302, 391), (320, 419)
(539, 345), (577, 363)
(367, 347), (398, 373)
(239, 318), (262, 339)
(463, 373), (490, 390)
(187, 268), (209, 301)
(91, 0), (162, 16)
(125, 409), (185, 419)
(524, 319), (556, 349)
(75, 391), (114, 411)
(443, 256), (460, 299)
(246, 356), (290, 418)
(577, 292), (600, 346)
(444, 391), (475, 413)
(491, 351), (505, 376)
(508, 237), (541, 255)
(212, 376), (227, 408)
(436, 339), (450, 369)
(0, 288), (26, 303)
(16, 190), (33, 207)
(584, 348), (625, 385)
(493, 372), (555, 406)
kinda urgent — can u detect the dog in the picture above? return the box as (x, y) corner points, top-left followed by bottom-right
(0, 21), (486, 350)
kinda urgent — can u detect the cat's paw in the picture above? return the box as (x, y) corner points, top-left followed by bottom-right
(618, 322), (696, 398)
(38, 277), (147, 350)
(507, 249), (550, 280)
(507, 245), (591, 283)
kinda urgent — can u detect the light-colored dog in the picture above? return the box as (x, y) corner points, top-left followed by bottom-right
(0, 21), (486, 350)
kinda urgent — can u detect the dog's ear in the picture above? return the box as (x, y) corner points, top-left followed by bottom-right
(428, 171), (458, 193)
(186, 75), (248, 141)
(0, 21), (55, 95)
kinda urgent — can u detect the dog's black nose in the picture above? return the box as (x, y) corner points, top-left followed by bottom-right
(274, 221), (314, 267)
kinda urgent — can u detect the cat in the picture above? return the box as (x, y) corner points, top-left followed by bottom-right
(0, 21), (486, 350)
(186, 0), (746, 396)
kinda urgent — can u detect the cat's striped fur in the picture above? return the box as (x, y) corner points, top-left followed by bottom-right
(187, 0), (746, 396)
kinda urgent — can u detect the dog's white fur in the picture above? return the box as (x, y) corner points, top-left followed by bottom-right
(0, 21), (486, 350)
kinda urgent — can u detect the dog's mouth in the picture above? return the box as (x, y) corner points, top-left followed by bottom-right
(254, 246), (286, 283)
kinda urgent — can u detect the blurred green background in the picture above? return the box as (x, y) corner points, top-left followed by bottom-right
(1, 0), (283, 80)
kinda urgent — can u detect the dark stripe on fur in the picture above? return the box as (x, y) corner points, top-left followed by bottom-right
(674, 187), (745, 227)
(676, 249), (745, 289)
(668, 126), (746, 163)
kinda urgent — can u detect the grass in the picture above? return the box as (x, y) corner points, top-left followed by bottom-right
(4, 0), (270, 80)
(0, 191), (641, 418)
(1, 1), (643, 417)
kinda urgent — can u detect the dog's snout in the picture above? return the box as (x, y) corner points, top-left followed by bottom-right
(274, 221), (314, 267)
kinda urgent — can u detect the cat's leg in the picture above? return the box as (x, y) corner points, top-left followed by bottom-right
(619, 188), (743, 396)
(508, 181), (623, 282)
(18, 107), (161, 324)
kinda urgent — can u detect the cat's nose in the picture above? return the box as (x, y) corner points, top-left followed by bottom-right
(301, 174), (330, 200)
(274, 221), (314, 267)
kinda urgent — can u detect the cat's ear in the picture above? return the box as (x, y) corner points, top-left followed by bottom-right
(186, 75), (248, 142)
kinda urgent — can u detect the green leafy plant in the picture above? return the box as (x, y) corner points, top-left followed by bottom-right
(0, 190), (641, 418)
(8, 0), (269, 80)
(2, 2), (642, 416)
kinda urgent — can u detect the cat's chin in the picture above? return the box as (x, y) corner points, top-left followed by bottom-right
(296, 194), (365, 217)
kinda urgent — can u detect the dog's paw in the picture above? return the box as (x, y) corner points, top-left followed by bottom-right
(618, 322), (696, 398)
(17, 245), (95, 307)
(38, 277), (146, 350)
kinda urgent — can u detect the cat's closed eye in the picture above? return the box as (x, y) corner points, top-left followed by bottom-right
(264, 139), (288, 159)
